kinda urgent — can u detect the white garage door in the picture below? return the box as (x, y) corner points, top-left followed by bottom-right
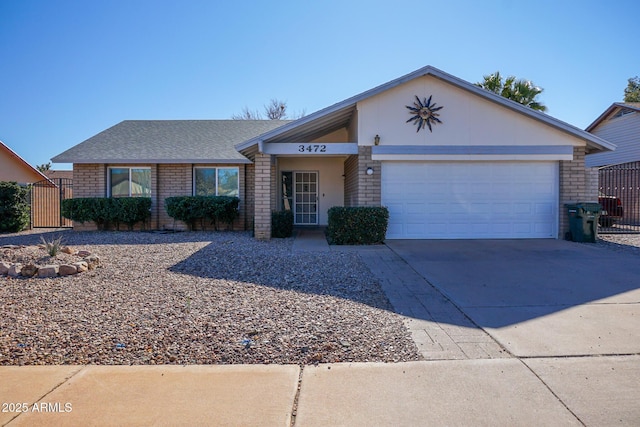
(382, 162), (558, 239)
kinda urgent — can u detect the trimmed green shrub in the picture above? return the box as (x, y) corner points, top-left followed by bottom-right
(204, 196), (240, 231)
(326, 206), (389, 245)
(62, 197), (151, 230)
(164, 196), (239, 231)
(115, 197), (152, 230)
(272, 210), (294, 238)
(164, 196), (204, 230)
(0, 181), (30, 232)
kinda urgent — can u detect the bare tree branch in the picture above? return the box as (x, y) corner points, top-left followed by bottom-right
(264, 99), (287, 120)
(231, 106), (262, 120)
(232, 99), (306, 120)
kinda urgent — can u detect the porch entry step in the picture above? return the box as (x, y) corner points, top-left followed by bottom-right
(291, 228), (330, 252)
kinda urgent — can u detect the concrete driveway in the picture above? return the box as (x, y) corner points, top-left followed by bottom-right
(386, 239), (640, 357)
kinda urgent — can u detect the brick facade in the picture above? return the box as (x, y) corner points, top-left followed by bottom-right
(72, 163), (247, 232)
(72, 164), (106, 231)
(343, 154), (358, 207)
(356, 146), (381, 207)
(71, 146), (596, 240)
(558, 146), (596, 238)
(253, 153), (272, 239)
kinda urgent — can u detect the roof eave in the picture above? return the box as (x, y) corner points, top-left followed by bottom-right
(1, 140), (49, 181)
(51, 158), (252, 164)
(235, 65), (616, 153)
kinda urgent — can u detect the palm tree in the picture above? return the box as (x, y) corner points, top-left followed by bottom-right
(475, 71), (547, 112)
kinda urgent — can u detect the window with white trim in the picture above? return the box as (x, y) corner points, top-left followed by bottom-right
(109, 167), (151, 197)
(193, 167), (239, 197)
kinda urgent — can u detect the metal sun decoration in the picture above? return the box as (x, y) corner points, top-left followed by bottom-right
(405, 95), (443, 132)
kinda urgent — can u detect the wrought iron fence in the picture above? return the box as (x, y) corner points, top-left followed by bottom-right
(598, 162), (640, 233)
(30, 178), (73, 228)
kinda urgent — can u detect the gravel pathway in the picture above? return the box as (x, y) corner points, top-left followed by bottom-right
(596, 233), (640, 254)
(0, 230), (421, 366)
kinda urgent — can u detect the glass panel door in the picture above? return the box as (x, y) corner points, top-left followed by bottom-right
(294, 172), (318, 225)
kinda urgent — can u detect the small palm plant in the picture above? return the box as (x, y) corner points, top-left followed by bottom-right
(41, 235), (64, 257)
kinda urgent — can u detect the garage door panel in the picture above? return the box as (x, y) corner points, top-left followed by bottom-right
(382, 162), (558, 239)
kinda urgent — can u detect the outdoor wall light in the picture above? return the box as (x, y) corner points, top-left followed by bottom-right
(366, 167), (374, 175)
(374, 134), (380, 145)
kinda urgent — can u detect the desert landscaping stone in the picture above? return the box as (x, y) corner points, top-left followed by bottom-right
(0, 244), (96, 278)
(59, 264), (78, 276)
(73, 261), (88, 272)
(8, 263), (22, 277)
(84, 255), (100, 270)
(77, 250), (91, 257)
(37, 265), (59, 278)
(20, 264), (38, 277)
(0, 230), (420, 365)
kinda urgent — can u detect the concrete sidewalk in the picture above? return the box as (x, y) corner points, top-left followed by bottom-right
(2, 357), (639, 426)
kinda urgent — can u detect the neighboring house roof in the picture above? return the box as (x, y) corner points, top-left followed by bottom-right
(585, 102), (640, 132)
(45, 170), (73, 180)
(0, 140), (49, 183)
(52, 120), (291, 164)
(236, 65), (615, 153)
(585, 103), (640, 168)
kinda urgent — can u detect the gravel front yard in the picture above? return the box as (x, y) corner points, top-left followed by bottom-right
(0, 231), (421, 366)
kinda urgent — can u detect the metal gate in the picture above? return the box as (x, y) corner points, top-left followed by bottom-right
(598, 162), (640, 233)
(30, 178), (73, 228)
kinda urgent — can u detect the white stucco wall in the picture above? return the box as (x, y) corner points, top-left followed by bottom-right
(276, 156), (345, 225)
(357, 75), (586, 149)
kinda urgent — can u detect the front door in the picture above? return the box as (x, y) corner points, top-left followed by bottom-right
(282, 171), (319, 225)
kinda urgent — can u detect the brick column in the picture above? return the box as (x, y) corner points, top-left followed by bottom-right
(356, 146), (381, 206)
(254, 153), (272, 239)
(559, 146), (590, 239)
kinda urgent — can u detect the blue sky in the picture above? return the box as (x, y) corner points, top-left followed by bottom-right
(1, 0), (637, 170)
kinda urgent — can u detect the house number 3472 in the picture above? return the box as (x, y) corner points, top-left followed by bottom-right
(298, 144), (327, 153)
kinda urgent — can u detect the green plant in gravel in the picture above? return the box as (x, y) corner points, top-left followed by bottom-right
(327, 206), (389, 245)
(271, 210), (294, 238)
(40, 235), (64, 256)
(0, 181), (30, 232)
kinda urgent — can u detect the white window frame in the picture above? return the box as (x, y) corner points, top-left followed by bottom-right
(193, 166), (240, 197)
(107, 167), (152, 197)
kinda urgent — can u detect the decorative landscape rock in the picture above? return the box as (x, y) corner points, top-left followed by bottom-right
(20, 264), (38, 277)
(8, 263), (22, 277)
(38, 265), (59, 278)
(59, 264), (78, 276)
(84, 255), (100, 270)
(0, 244), (98, 279)
(72, 261), (88, 273)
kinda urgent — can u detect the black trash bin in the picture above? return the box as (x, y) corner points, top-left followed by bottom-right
(565, 202), (601, 242)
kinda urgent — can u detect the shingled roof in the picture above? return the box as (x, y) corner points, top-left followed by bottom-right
(52, 120), (290, 164)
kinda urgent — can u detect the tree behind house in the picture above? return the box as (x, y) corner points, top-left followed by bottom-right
(624, 76), (640, 102)
(475, 71), (548, 112)
(37, 162), (51, 173)
(232, 98), (305, 120)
